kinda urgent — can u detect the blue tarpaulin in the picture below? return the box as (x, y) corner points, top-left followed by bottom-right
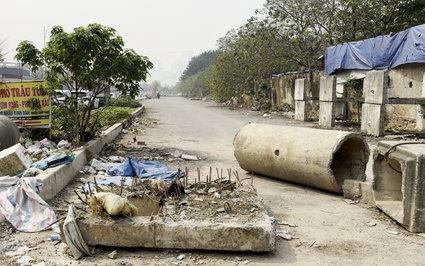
(106, 157), (184, 180)
(325, 23), (425, 76)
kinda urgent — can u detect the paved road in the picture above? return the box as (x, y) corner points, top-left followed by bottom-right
(140, 97), (303, 166)
(139, 97), (425, 266)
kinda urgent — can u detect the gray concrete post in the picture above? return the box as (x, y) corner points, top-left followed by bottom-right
(361, 70), (388, 136)
(319, 75), (336, 127)
(294, 78), (307, 121)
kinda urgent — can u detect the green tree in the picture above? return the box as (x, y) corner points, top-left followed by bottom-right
(180, 50), (219, 81)
(15, 23), (153, 144)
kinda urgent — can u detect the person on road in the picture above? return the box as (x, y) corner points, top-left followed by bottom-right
(157, 92), (160, 99)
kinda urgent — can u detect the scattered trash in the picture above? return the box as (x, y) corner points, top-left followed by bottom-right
(90, 192), (138, 216)
(342, 198), (358, 204)
(276, 230), (295, 241)
(39, 138), (57, 150)
(263, 114), (271, 118)
(5, 246), (37, 257)
(108, 250), (118, 259)
(269, 216), (275, 223)
(50, 235), (59, 241)
(176, 254), (185, 260)
(278, 220), (298, 227)
(0, 177), (59, 232)
(21, 168), (41, 178)
(30, 153), (75, 170)
(62, 204), (92, 259)
(106, 157), (185, 180)
(181, 154), (199, 161)
(57, 140), (71, 149)
(366, 221), (377, 227)
(108, 156), (125, 163)
(387, 230), (400, 235)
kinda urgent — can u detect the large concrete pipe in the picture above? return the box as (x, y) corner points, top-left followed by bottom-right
(234, 123), (370, 194)
(0, 115), (20, 151)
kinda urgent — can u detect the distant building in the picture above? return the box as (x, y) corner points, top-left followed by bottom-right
(0, 62), (34, 82)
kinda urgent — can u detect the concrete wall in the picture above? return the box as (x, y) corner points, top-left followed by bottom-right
(386, 64), (425, 131)
(272, 71), (321, 119)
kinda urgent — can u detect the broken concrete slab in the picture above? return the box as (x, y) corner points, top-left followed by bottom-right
(0, 143), (32, 177)
(76, 213), (275, 252)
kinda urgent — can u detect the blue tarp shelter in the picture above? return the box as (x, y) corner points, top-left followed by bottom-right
(325, 24), (425, 76)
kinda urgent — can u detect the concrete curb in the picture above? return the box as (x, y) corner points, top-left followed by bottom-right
(0, 106), (144, 222)
(39, 105), (144, 201)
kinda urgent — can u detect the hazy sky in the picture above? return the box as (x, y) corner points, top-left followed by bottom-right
(1, 0), (265, 86)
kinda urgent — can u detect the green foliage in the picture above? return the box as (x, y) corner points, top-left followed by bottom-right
(196, 0), (425, 105)
(345, 78), (364, 98)
(26, 98), (42, 110)
(50, 103), (134, 143)
(180, 50), (219, 81)
(15, 23), (153, 144)
(107, 95), (142, 108)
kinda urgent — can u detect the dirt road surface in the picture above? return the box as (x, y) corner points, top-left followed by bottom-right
(2, 97), (425, 266)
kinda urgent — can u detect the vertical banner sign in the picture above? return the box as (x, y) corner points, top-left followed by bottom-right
(0, 81), (51, 128)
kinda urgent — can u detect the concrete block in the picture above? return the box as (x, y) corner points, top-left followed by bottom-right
(319, 75), (336, 101)
(361, 103), (384, 136)
(102, 123), (123, 144)
(294, 78), (306, 101)
(0, 144), (32, 177)
(85, 138), (103, 162)
(37, 170), (58, 201)
(364, 70), (388, 104)
(77, 213), (275, 252)
(38, 150), (87, 201)
(342, 179), (375, 206)
(342, 179), (361, 200)
(294, 101), (307, 121)
(319, 101), (335, 127)
(373, 141), (425, 232)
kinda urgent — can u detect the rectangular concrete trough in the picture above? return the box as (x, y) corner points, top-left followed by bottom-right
(373, 141), (425, 232)
(76, 213), (275, 252)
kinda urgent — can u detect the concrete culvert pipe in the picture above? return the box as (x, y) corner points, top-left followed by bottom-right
(0, 115), (20, 151)
(233, 123), (370, 194)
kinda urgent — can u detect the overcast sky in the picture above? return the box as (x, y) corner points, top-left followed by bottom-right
(1, 0), (265, 86)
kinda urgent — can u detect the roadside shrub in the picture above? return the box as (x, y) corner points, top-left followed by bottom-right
(107, 96), (142, 108)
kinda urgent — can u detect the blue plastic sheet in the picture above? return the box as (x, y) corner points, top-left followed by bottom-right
(325, 23), (425, 75)
(106, 157), (184, 180)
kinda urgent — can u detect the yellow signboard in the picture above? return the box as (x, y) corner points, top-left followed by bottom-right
(0, 81), (51, 128)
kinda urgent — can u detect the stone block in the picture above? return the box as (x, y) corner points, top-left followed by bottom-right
(373, 141), (425, 232)
(364, 70), (388, 104)
(0, 143), (31, 177)
(319, 101), (335, 127)
(319, 75), (336, 102)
